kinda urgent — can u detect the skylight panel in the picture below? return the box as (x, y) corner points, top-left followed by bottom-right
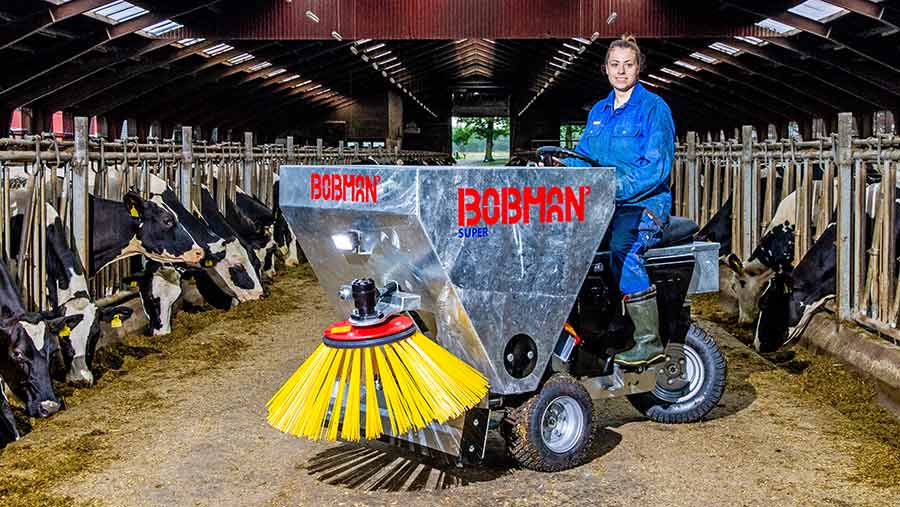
(788, 0), (848, 22)
(756, 18), (798, 35)
(660, 67), (685, 78)
(674, 60), (700, 71)
(87, 1), (148, 24)
(709, 42), (740, 55)
(202, 43), (233, 57)
(735, 36), (766, 46)
(138, 20), (183, 37)
(647, 74), (671, 84)
(248, 61), (273, 72)
(175, 38), (205, 47)
(265, 68), (287, 78)
(639, 79), (658, 88)
(292, 80), (312, 88)
(690, 52), (719, 64)
(281, 74), (301, 83)
(226, 53), (255, 65)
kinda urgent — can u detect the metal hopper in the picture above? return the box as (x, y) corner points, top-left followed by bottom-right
(278, 165), (616, 396)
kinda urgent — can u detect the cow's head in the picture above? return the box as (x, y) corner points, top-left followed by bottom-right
(122, 192), (205, 266)
(753, 273), (793, 353)
(0, 311), (83, 417)
(206, 238), (263, 302)
(748, 222), (796, 274)
(0, 376), (18, 447)
(721, 253), (774, 325)
(57, 295), (133, 386)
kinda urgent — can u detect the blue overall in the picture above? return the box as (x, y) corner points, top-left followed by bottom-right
(564, 83), (676, 295)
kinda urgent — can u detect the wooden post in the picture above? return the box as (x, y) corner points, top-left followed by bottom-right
(72, 117), (90, 272)
(686, 131), (698, 222)
(181, 126), (193, 211)
(740, 125), (755, 260)
(316, 138), (323, 162)
(244, 132), (254, 196)
(836, 112), (853, 320)
(338, 140), (344, 157)
(286, 136), (295, 164)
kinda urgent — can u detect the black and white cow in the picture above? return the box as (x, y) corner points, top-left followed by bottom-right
(0, 260), (83, 418)
(272, 174), (302, 266)
(229, 189), (277, 279)
(1, 376), (18, 448)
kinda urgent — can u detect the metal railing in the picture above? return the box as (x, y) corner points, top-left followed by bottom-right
(672, 112), (900, 338)
(0, 117), (450, 312)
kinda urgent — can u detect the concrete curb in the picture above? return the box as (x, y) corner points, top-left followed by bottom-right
(800, 310), (900, 417)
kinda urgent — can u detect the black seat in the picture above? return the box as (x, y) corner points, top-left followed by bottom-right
(657, 216), (699, 247)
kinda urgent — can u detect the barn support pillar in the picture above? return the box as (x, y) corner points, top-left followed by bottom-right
(387, 89), (404, 151)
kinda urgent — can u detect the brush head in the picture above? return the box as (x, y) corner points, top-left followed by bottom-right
(322, 315), (415, 348)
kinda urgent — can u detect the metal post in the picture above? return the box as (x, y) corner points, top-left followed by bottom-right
(338, 140), (344, 157)
(316, 138), (323, 162)
(836, 113), (853, 320)
(767, 124), (777, 142)
(244, 132), (254, 195)
(72, 117), (90, 272)
(740, 126), (755, 260)
(287, 136), (295, 164)
(181, 126), (193, 210)
(686, 131), (698, 222)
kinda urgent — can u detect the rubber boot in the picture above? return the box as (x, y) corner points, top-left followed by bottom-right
(616, 285), (666, 367)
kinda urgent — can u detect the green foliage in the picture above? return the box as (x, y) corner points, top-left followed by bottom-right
(455, 117), (510, 162)
(560, 124), (586, 149)
(452, 125), (474, 152)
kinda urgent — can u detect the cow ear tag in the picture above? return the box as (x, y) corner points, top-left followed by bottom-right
(204, 259), (214, 267)
(59, 325), (71, 337)
(129, 206), (139, 218)
(111, 315), (123, 328)
(130, 280), (138, 288)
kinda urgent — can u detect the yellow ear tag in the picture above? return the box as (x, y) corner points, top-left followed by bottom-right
(111, 315), (123, 328)
(331, 325), (352, 334)
(59, 325), (71, 337)
(129, 206), (139, 218)
(204, 260), (214, 267)
(130, 281), (138, 288)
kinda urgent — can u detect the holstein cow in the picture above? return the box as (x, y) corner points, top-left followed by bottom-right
(198, 187), (264, 280)
(1, 376), (18, 447)
(272, 173), (302, 266)
(0, 260), (83, 418)
(134, 176), (263, 336)
(212, 183), (277, 280)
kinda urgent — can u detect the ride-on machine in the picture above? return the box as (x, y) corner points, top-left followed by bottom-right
(270, 147), (726, 472)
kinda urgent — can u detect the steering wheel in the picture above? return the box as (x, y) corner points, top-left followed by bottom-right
(536, 146), (601, 167)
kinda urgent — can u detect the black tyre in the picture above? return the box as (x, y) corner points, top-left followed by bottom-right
(627, 323), (726, 424)
(502, 374), (594, 472)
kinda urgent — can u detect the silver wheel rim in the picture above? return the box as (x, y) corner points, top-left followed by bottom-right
(653, 344), (705, 403)
(540, 396), (584, 454)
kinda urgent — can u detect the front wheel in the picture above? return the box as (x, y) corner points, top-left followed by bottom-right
(502, 375), (594, 472)
(627, 323), (726, 424)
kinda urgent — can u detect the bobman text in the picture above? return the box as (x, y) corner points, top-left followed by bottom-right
(456, 185), (590, 239)
(310, 172), (380, 203)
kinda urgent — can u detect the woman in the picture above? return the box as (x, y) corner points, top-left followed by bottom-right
(564, 34), (675, 367)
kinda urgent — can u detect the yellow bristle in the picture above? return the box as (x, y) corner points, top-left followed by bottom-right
(384, 343), (429, 429)
(326, 352), (351, 440)
(363, 349), (383, 439)
(408, 332), (488, 412)
(341, 349), (362, 441)
(393, 338), (453, 420)
(267, 343), (331, 433)
(375, 346), (410, 435)
(301, 347), (345, 439)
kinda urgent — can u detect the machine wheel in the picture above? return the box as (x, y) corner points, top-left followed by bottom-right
(502, 374), (594, 472)
(627, 323), (726, 424)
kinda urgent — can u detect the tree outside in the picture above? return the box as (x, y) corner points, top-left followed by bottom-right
(560, 123), (586, 149)
(452, 117), (510, 163)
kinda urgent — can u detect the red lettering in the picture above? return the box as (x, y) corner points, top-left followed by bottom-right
(522, 186), (545, 224)
(546, 187), (564, 222)
(502, 187), (521, 224)
(482, 188), (501, 225)
(458, 188), (480, 226)
(310, 173), (321, 199)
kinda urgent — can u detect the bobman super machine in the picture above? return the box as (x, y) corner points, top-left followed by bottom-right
(269, 160), (724, 472)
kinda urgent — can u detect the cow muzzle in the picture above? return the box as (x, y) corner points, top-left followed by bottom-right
(36, 400), (61, 418)
(181, 247), (205, 265)
(66, 357), (95, 387)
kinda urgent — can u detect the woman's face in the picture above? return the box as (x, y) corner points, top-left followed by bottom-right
(605, 46), (639, 92)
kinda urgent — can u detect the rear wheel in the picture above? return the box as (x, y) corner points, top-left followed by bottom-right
(502, 375), (594, 472)
(627, 323), (726, 424)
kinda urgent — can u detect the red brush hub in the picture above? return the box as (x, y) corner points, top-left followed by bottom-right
(322, 314), (416, 349)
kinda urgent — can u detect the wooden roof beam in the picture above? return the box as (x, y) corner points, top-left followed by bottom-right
(0, 0), (110, 51)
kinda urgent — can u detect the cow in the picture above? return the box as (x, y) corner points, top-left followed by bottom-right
(0, 259), (83, 418)
(272, 173), (302, 266)
(1, 376), (18, 448)
(134, 176), (263, 336)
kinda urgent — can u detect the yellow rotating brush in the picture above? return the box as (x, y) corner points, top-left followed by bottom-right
(267, 279), (488, 442)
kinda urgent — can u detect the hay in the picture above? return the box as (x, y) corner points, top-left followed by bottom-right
(0, 263), (317, 507)
(694, 292), (900, 487)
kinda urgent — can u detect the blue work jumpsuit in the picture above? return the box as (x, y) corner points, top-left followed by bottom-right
(564, 83), (676, 296)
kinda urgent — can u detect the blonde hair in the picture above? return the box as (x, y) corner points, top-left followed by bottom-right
(605, 33), (645, 72)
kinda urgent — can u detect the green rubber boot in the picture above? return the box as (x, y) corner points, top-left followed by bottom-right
(615, 285), (666, 367)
